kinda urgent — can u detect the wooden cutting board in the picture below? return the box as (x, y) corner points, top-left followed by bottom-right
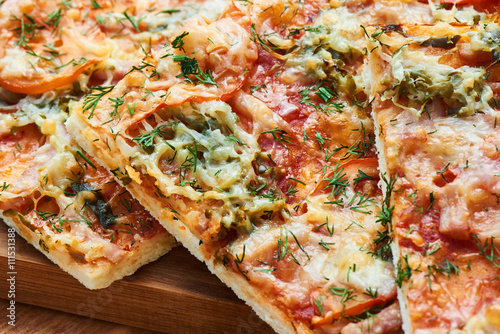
(0, 222), (274, 333)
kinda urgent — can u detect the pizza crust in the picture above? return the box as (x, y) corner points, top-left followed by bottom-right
(367, 47), (412, 333)
(1, 211), (177, 289)
(370, 108), (413, 334)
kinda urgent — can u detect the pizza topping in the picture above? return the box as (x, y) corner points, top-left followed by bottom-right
(469, 24), (500, 60)
(0, 93), (169, 269)
(419, 35), (461, 49)
(284, 7), (364, 94)
(0, 0), (231, 95)
(151, 9), (258, 105)
(431, 2), (484, 24)
(126, 101), (283, 235)
(340, 300), (402, 334)
(344, 0), (434, 25)
(12, 0), (500, 330)
(383, 43), (493, 117)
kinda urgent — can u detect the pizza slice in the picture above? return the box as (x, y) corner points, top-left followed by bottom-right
(0, 115), (177, 289)
(369, 20), (500, 332)
(66, 1), (414, 332)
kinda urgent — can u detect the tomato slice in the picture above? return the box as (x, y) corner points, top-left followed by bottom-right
(0, 59), (98, 95)
(0, 123), (45, 182)
(105, 5), (259, 128)
(151, 5), (258, 107)
(312, 298), (386, 327)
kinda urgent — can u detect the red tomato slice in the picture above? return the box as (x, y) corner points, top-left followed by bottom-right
(312, 298), (386, 327)
(0, 59), (98, 95)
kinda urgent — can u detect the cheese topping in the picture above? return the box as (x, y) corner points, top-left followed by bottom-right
(384, 44), (493, 117)
(284, 7), (364, 94)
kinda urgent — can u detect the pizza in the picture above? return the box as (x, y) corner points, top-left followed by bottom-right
(2, 0), (500, 332)
(64, 0), (424, 332)
(0, 122), (177, 289)
(369, 17), (500, 333)
(0, 0), (231, 289)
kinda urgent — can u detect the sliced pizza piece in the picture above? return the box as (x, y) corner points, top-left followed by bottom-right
(0, 114), (177, 289)
(68, 97), (397, 332)
(369, 22), (500, 332)
(67, 2), (407, 332)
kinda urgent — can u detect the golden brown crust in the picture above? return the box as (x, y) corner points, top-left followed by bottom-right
(1, 212), (176, 289)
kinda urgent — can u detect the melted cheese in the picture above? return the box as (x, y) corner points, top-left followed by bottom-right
(0, 0), (230, 94)
(140, 0), (228, 37)
(284, 7), (364, 93)
(453, 302), (500, 334)
(344, 0), (434, 25)
(383, 44), (493, 117)
(128, 100), (283, 232)
(0, 48), (37, 79)
(431, 3), (484, 24)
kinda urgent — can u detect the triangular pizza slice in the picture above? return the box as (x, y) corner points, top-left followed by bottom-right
(65, 1), (438, 331)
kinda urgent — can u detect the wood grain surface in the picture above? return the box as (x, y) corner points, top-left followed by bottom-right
(0, 299), (162, 334)
(0, 222), (274, 333)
